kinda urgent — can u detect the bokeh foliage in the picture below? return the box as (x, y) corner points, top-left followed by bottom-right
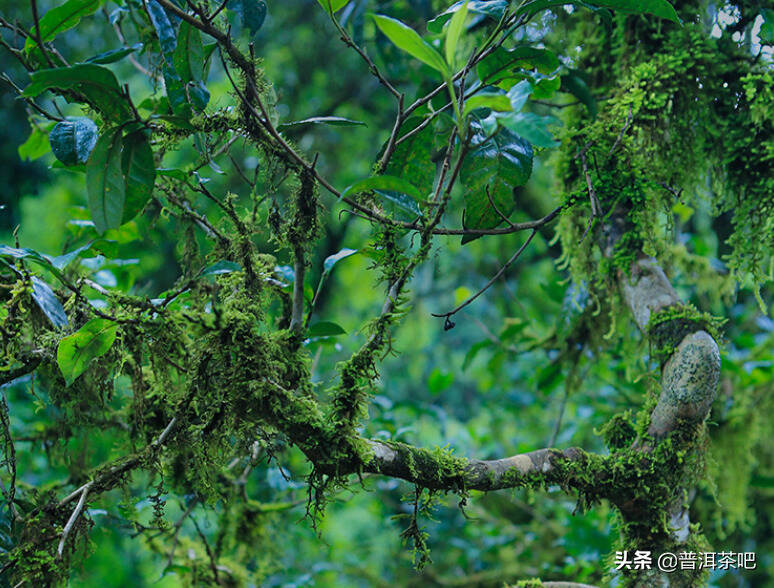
(0, 0), (772, 586)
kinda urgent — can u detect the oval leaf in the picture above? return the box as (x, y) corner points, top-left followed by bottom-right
(230, 0), (268, 35)
(86, 129), (125, 234)
(121, 131), (156, 223)
(462, 92), (512, 117)
(445, 1), (468, 69)
(31, 277), (69, 328)
(323, 248), (358, 273)
(23, 64), (132, 122)
(372, 14), (449, 75)
(316, 0), (350, 14)
(24, 0), (103, 51)
(460, 125), (533, 237)
(340, 175), (424, 204)
(308, 321), (347, 337)
(49, 118), (98, 166)
(57, 318), (119, 386)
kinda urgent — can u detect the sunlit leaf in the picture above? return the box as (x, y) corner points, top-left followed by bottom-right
(308, 321), (347, 337)
(462, 92), (512, 117)
(340, 174), (424, 204)
(57, 318), (119, 386)
(25, 0), (103, 51)
(372, 14), (449, 75)
(315, 0), (350, 14)
(445, 1), (468, 69)
(18, 126), (51, 161)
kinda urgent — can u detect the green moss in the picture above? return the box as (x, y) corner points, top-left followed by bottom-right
(647, 303), (725, 365)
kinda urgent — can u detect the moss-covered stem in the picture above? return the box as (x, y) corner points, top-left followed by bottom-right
(289, 245), (305, 333)
(362, 442), (589, 492)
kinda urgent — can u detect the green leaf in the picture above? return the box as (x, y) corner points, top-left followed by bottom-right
(230, 0), (268, 35)
(121, 131), (156, 223)
(18, 126), (52, 161)
(146, 1), (176, 58)
(49, 118), (99, 166)
(374, 190), (423, 219)
(460, 125), (533, 239)
(316, 0), (350, 14)
(86, 129), (125, 234)
(445, 1), (468, 69)
(23, 64), (132, 122)
(31, 277), (69, 328)
(428, 1), (508, 34)
(24, 0), (103, 51)
(85, 43), (143, 65)
(372, 14), (449, 76)
(516, 0), (679, 23)
(531, 75), (561, 100)
(506, 80), (534, 112)
(156, 167), (189, 181)
(340, 175), (423, 205)
(174, 22), (204, 82)
(202, 260), (242, 275)
(478, 47), (559, 87)
(497, 112), (559, 148)
(561, 70), (597, 117)
(385, 117), (435, 199)
(49, 241), (99, 270)
(323, 248), (358, 273)
(462, 92), (512, 117)
(277, 116), (366, 130)
(0, 245), (61, 280)
(760, 9), (774, 45)
(146, 1), (199, 116)
(308, 321), (347, 337)
(57, 318), (119, 386)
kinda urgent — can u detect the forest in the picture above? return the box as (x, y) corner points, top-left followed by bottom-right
(0, 0), (772, 586)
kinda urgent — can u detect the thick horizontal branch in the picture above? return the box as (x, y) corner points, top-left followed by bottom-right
(361, 441), (590, 492)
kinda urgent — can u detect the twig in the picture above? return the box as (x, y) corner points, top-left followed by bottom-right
(57, 481), (93, 558)
(432, 229), (538, 326)
(607, 104), (633, 158)
(579, 150), (602, 242)
(165, 498), (200, 568)
(29, 0), (55, 68)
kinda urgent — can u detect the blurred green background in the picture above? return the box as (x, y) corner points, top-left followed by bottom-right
(1, 1), (772, 586)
